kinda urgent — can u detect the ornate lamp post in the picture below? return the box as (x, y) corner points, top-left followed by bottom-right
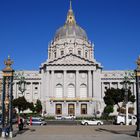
(135, 56), (140, 137)
(14, 72), (26, 124)
(18, 72), (26, 95)
(123, 72), (129, 125)
(1, 56), (14, 138)
(122, 71), (134, 125)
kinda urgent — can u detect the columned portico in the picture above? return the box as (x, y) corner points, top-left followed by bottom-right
(88, 70), (92, 98)
(76, 70), (79, 97)
(92, 71), (94, 97)
(63, 70), (67, 98)
(46, 70), (49, 97)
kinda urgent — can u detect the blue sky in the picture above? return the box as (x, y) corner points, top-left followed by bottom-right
(0, 0), (140, 70)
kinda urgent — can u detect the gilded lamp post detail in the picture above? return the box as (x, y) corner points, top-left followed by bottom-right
(1, 56), (14, 138)
(135, 56), (140, 137)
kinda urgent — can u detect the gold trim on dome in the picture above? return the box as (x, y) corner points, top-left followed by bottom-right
(65, 0), (76, 25)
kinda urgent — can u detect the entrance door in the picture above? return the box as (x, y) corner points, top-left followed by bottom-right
(68, 104), (75, 115)
(56, 104), (62, 115)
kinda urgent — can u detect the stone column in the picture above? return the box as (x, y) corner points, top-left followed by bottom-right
(76, 70), (79, 97)
(133, 82), (136, 95)
(46, 71), (49, 97)
(31, 82), (33, 102)
(92, 71), (94, 97)
(51, 70), (54, 97)
(88, 70), (92, 97)
(39, 82), (41, 99)
(101, 82), (103, 99)
(63, 70), (67, 98)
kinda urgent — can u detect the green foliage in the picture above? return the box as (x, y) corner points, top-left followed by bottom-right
(44, 116), (55, 120)
(104, 105), (114, 115)
(103, 88), (135, 115)
(104, 88), (135, 108)
(22, 113), (41, 118)
(104, 88), (124, 106)
(35, 99), (42, 114)
(100, 115), (116, 121)
(75, 116), (94, 120)
(13, 96), (29, 113)
(128, 89), (135, 103)
(28, 102), (36, 113)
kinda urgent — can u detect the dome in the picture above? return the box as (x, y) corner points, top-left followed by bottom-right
(55, 24), (88, 40)
(54, 1), (88, 40)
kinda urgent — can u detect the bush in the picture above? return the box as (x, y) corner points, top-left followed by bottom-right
(44, 116), (55, 120)
(100, 115), (116, 121)
(76, 116), (94, 120)
(21, 113), (41, 118)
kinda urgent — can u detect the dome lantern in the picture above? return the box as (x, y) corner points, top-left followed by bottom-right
(54, 1), (88, 41)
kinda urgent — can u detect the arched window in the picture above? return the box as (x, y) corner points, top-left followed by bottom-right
(49, 52), (51, 59)
(56, 84), (63, 98)
(80, 84), (87, 98)
(61, 50), (64, 56)
(67, 84), (75, 98)
(54, 52), (57, 58)
(78, 50), (81, 55)
(85, 51), (88, 58)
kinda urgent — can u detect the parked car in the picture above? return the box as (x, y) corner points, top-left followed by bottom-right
(63, 115), (76, 120)
(12, 117), (17, 124)
(55, 116), (63, 120)
(81, 119), (103, 125)
(114, 114), (137, 125)
(27, 117), (47, 125)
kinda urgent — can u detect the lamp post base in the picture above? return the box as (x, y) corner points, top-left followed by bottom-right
(9, 131), (13, 138)
(1, 131), (6, 138)
(135, 130), (140, 138)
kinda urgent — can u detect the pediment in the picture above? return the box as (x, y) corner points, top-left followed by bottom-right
(47, 54), (94, 65)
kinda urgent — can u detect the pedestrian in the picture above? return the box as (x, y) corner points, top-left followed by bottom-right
(18, 118), (23, 131)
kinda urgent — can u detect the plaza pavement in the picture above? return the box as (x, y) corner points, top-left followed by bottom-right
(0, 125), (139, 140)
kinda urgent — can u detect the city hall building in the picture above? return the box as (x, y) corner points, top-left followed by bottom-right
(0, 2), (136, 117)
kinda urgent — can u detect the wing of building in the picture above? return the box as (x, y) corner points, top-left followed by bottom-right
(0, 2), (136, 116)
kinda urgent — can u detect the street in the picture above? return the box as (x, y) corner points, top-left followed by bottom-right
(2, 125), (138, 140)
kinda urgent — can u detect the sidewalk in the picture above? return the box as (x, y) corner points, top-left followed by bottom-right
(0, 125), (139, 140)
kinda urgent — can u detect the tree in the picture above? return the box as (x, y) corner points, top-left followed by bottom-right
(103, 88), (135, 115)
(28, 102), (36, 113)
(35, 99), (42, 114)
(13, 96), (29, 113)
(103, 105), (114, 116)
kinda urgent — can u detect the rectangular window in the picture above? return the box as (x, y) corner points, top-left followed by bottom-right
(56, 104), (62, 115)
(78, 50), (81, 55)
(54, 52), (57, 58)
(69, 50), (72, 53)
(85, 52), (87, 58)
(49, 52), (51, 59)
(81, 104), (87, 114)
(61, 50), (64, 56)
(68, 104), (75, 115)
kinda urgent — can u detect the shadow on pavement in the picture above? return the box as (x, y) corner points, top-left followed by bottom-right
(95, 128), (136, 137)
(15, 127), (36, 137)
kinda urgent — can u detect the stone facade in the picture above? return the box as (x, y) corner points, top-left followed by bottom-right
(0, 2), (136, 116)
